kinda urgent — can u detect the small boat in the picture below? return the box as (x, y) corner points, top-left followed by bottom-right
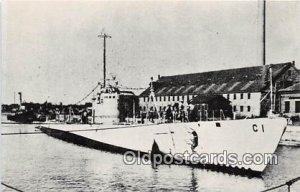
(6, 106), (46, 124)
(5, 93), (47, 124)
(7, 110), (36, 124)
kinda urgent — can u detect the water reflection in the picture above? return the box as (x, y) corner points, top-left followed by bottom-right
(189, 168), (198, 191)
(187, 167), (264, 191)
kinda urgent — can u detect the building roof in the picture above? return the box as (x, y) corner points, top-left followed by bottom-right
(279, 83), (300, 93)
(140, 62), (294, 97)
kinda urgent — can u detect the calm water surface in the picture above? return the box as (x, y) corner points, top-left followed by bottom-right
(1, 124), (300, 192)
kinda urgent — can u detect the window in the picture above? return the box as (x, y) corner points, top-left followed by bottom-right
(174, 86), (185, 94)
(233, 105), (237, 112)
(168, 96), (170, 101)
(143, 106), (146, 111)
(166, 87), (176, 94)
(234, 94), (236, 100)
(240, 106), (244, 112)
(216, 83), (227, 92)
(240, 93), (243, 99)
(182, 85), (195, 94)
(248, 93), (251, 99)
(182, 95), (185, 101)
(241, 81), (254, 90)
(193, 85), (204, 93)
(203, 84), (215, 93)
(157, 87), (168, 95)
(285, 101), (290, 113)
(163, 96), (166, 102)
(295, 101), (300, 113)
(177, 95), (180, 101)
(227, 94), (230, 99)
(247, 106), (251, 112)
(144, 97), (146, 102)
(228, 82), (241, 91)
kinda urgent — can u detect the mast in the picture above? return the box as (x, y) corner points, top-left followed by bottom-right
(264, 1), (274, 113)
(269, 65), (273, 111)
(147, 77), (161, 119)
(98, 33), (111, 88)
(263, 0), (266, 65)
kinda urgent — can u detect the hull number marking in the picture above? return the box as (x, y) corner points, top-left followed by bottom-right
(252, 124), (265, 132)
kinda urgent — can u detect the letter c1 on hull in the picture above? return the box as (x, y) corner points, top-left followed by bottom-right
(252, 124), (264, 132)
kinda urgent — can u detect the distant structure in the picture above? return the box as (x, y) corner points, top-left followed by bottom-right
(139, 62), (299, 117)
(279, 82), (300, 117)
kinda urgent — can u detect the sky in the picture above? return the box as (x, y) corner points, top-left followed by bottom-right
(1, 0), (300, 104)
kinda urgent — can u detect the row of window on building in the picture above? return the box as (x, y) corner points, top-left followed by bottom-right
(227, 93), (251, 100)
(141, 93), (252, 102)
(142, 95), (194, 102)
(103, 95), (116, 99)
(233, 105), (251, 112)
(140, 105), (252, 113)
(141, 106), (171, 112)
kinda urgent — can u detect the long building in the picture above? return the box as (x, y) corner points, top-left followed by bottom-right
(139, 62), (299, 117)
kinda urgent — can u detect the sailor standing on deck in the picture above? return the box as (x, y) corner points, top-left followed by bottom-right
(172, 106), (177, 122)
(149, 107), (155, 123)
(81, 109), (88, 124)
(166, 105), (172, 123)
(180, 100), (188, 122)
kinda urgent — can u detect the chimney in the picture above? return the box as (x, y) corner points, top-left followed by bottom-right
(292, 61), (295, 66)
(158, 74), (161, 80)
(18, 92), (22, 104)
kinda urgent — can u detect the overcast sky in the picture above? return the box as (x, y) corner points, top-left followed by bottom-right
(2, 0), (300, 104)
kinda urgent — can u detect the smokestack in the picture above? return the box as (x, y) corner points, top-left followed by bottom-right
(18, 92), (22, 104)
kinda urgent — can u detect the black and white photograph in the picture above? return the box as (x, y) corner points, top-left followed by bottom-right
(1, 0), (300, 191)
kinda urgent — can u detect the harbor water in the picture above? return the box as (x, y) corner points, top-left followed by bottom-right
(1, 124), (300, 192)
